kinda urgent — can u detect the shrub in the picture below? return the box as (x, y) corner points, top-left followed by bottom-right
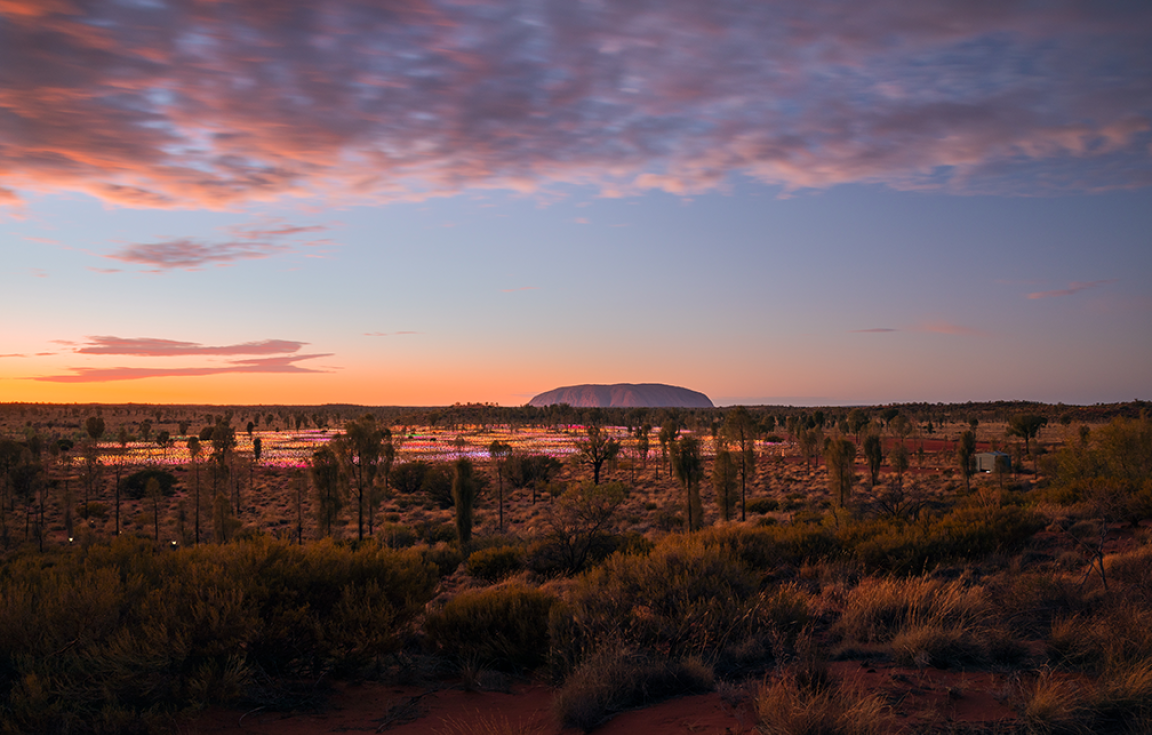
(695, 523), (839, 570)
(378, 522), (418, 548)
(466, 545), (524, 581)
(416, 542), (463, 576)
(0, 535), (441, 732)
(392, 460), (429, 494)
(746, 497), (780, 514)
(122, 468), (178, 499)
(553, 648), (713, 731)
(549, 535), (756, 675)
(77, 501), (108, 520)
(424, 585), (557, 672)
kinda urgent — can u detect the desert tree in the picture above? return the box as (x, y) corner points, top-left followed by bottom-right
(506, 453), (562, 504)
(186, 436), (202, 543)
(543, 480), (629, 574)
(722, 406), (757, 520)
(117, 431), (134, 509)
(310, 445), (343, 537)
(50, 440), (74, 541)
(824, 437), (856, 510)
(862, 433), (883, 489)
(451, 457), (485, 548)
(798, 428), (822, 470)
(345, 415), (384, 540)
(658, 419), (679, 476)
(711, 446), (738, 522)
(879, 407), (900, 429)
(251, 436), (262, 493)
(670, 434), (704, 532)
(760, 414), (777, 435)
(85, 416), (105, 443)
(890, 414), (912, 445)
(0, 438), (22, 547)
(1007, 413), (1048, 468)
(874, 442), (922, 520)
(846, 408), (870, 443)
(575, 424), (620, 485)
(957, 430), (976, 493)
(889, 443), (910, 489)
(292, 468), (306, 543)
(145, 476), (164, 542)
(212, 489), (238, 543)
(635, 424), (651, 470)
(488, 440), (512, 532)
(81, 416), (105, 507)
(209, 421), (236, 510)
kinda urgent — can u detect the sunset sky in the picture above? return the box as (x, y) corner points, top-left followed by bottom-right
(2, 1), (1150, 407)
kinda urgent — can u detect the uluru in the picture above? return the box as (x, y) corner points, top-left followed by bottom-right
(527, 383), (714, 408)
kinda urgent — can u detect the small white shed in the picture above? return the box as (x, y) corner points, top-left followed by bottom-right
(975, 451), (1011, 473)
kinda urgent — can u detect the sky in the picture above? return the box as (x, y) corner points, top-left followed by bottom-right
(2, 1), (1151, 408)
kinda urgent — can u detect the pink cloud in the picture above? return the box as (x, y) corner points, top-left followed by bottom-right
(34, 354), (332, 383)
(913, 321), (983, 336)
(75, 336), (306, 357)
(1027, 279), (1117, 299)
(105, 239), (291, 270)
(0, 2), (1149, 208)
(227, 219), (328, 240)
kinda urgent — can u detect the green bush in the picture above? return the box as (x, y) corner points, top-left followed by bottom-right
(466, 545), (524, 581)
(424, 584), (557, 672)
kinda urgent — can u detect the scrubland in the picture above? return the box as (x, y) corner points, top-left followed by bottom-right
(0, 402), (1149, 734)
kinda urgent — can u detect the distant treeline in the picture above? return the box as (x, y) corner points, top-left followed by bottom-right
(2, 400), (1147, 439)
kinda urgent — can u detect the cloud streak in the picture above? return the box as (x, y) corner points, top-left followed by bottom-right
(1027, 279), (1117, 299)
(102, 217), (329, 270)
(34, 354), (332, 383)
(75, 336), (306, 357)
(105, 239), (291, 270)
(851, 322), (983, 336)
(1, 2), (1149, 210)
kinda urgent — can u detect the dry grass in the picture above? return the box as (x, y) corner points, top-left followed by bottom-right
(754, 670), (890, 735)
(834, 576), (987, 644)
(439, 713), (540, 735)
(1021, 670), (1089, 735)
